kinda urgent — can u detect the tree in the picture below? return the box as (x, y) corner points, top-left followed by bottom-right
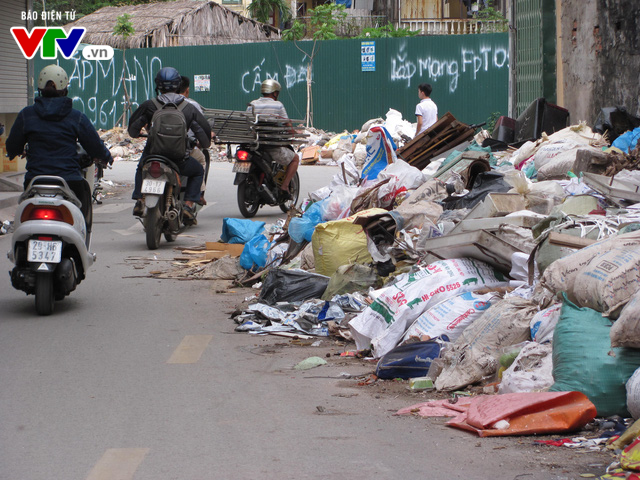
(246, 0), (291, 25)
(113, 13), (135, 128)
(281, 3), (347, 126)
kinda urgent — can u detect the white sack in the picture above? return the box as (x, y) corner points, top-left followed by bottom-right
(498, 342), (554, 394)
(401, 291), (498, 343)
(530, 303), (562, 343)
(435, 297), (539, 391)
(627, 367), (640, 419)
(611, 290), (640, 348)
(573, 247), (640, 317)
(349, 258), (509, 358)
(537, 230), (640, 304)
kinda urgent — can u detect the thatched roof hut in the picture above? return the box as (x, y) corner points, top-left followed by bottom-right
(65, 0), (280, 49)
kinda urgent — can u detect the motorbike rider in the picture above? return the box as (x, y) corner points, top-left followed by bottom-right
(246, 79), (300, 198)
(128, 67), (211, 223)
(6, 64), (113, 238)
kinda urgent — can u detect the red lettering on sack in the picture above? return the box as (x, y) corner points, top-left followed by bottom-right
(447, 309), (475, 330)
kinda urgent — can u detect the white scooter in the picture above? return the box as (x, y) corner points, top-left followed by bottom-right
(7, 175), (96, 315)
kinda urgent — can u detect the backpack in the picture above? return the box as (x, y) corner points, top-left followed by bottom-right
(148, 98), (189, 162)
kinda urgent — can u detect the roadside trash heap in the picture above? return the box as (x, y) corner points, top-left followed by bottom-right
(218, 101), (640, 456)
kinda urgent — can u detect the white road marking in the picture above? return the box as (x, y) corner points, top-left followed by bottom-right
(85, 448), (149, 480)
(167, 335), (213, 364)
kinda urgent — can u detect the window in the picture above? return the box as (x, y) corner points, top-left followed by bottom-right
(222, 0), (241, 4)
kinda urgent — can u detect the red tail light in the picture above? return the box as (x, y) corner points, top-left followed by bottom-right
(236, 150), (250, 161)
(21, 205), (73, 224)
(148, 161), (163, 178)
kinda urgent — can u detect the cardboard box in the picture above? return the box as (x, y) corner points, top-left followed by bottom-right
(301, 146), (320, 164)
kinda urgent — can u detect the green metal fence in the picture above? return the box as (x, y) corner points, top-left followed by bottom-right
(514, 0), (556, 116)
(36, 33), (508, 133)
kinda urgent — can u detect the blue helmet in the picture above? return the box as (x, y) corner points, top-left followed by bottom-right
(154, 67), (181, 93)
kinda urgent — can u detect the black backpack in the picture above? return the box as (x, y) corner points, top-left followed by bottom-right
(148, 98), (189, 162)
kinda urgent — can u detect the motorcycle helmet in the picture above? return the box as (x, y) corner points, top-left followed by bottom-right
(261, 79), (281, 94)
(154, 67), (181, 93)
(37, 64), (69, 91)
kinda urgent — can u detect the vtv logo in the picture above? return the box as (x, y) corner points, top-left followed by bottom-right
(11, 27), (114, 60)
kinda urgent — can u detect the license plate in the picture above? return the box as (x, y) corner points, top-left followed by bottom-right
(28, 239), (62, 263)
(233, 161), (251, 173)
(141, 179), (166, 194)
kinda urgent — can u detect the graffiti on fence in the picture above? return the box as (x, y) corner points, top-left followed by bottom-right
(390, 41), (508, 92)
(241, 57), (308, 93)
(63, 50), (163, 128)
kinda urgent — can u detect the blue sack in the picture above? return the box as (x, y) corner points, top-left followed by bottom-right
(239, 234), (271, 271)
(375, 336), (449, 380)
(288, 200), (325, 243)
(361, 126), (397, 181)
(612, 126), (640, 153)
(220, 218), (265, 244)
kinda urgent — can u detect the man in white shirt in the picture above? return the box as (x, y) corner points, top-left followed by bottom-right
(414, 83), (438, 138)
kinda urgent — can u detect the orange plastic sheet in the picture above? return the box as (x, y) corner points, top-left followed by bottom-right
(397, 392), (597, 437)
(447, 391), (597, 437)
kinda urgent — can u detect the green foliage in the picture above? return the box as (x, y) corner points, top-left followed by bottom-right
(247, 0), (291, 24)
(473, 2), (508, 31)
(113, 13), (135, 39)
(281, 21), (305, 42)
(282, 3), (348, 41)
(486, 111), (502, 133)
(356, 22), (420, 39)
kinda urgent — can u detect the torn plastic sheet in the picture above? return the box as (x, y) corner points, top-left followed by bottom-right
(329, 293), (368, 312)
(239, 301), (338, 337)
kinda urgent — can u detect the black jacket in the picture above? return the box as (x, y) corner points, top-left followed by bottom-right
(7, 96), (112, 183)
(128, 93), (211, 157)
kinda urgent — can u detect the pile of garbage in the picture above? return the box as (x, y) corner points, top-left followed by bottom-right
(178, 100), (640, 468)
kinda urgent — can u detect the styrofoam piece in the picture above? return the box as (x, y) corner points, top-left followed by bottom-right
(582, 172), (640, 206)
(420, 229), (524, 273)
(462, 193), (527, 221)
(449, 215), (540, 234)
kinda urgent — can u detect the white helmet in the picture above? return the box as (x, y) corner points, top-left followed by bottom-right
(37, 64), (69, 90)
(261, 79), (281, 94)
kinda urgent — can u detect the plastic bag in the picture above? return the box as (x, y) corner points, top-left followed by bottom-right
(220, 218), (265, 244)
(239, 234), (271, 271)
(258, 268), (330, 305)
(288, 200), (325, 243)
(319, 185), (359, 221)
(375, 336), (449, 380)
(498, 342), (554, 394)
(321, 264), (378, 300)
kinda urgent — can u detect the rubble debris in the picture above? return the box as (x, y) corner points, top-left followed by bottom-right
(397, 112), (477, 169)
(193, 100), (640, 476)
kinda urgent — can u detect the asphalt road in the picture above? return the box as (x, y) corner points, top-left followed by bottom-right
(0, 161), (612, 479)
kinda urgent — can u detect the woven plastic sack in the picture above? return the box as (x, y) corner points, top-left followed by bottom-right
(550, 294), (640, 417)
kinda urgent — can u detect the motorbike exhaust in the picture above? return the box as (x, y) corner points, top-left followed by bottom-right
(258, 184), (277, 204)
(55, 257), (78, 295)
(167, 209), (180, 232)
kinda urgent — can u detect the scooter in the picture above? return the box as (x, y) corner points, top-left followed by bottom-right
(233, 145), (299, 218)
(8, 175), (96, 315)
(138, 150), (208, 250)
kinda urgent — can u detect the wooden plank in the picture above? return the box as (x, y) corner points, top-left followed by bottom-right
(205, 242), (245, 256)
(547, 232), (597, 249)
